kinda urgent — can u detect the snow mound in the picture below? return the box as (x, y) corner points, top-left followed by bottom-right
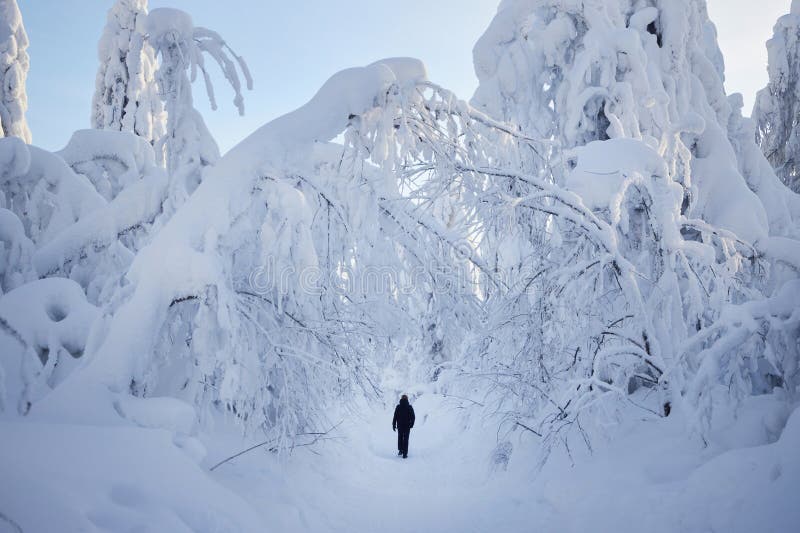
(0, 278), (98, 415)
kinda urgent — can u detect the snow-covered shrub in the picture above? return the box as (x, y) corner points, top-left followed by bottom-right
(91, 0), (165, 148)
(0, 132), (167, 303)
(0, 0), (30, 144)
(0, 278), (98, 414)
(41, 130), (167, 301)
(754, 1), (800, 194)
(0, 137), (105, 249)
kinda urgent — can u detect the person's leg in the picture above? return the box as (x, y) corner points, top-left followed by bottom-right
(397, 428), (403, 454)
(400, 428), (409, 456)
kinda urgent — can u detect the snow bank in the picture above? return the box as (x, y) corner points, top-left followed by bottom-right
(672, 404), (800, 532)
(0, 419), (262, 532)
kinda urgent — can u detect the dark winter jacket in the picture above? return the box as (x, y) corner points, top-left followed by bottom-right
(392, 398), (415, 430)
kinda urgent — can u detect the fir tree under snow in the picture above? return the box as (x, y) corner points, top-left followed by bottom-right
(0, 2), (798, 532)
(0, 0), (30, 144)
(91, 0), (165, 148)
(754, 0), (800, 193)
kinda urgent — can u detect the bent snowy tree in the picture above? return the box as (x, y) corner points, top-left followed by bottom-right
(32, 59), (439, 446)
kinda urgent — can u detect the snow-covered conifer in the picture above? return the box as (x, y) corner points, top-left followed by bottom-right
(754, 1), (800, 193)
(91, 0), (165, 148)
(0, 0), (30, 144)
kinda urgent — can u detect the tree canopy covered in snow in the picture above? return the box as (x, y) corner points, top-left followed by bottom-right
(459, 0), (800, 449)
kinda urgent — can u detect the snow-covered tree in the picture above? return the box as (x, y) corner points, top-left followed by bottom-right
(31, 59), (432, 445)
(91, 0), (165, 148)
(146, 8), (252, 207)
(754, 0), (800, 193)
(452, 0), (800, 450)
(0, 0), (30, 144)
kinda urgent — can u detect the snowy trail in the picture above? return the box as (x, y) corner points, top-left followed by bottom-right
(210, 391), (547, 533)
(206, 387), (800, 533)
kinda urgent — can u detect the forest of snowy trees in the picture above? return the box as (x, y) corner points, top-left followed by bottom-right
(0, 0), (798, 531)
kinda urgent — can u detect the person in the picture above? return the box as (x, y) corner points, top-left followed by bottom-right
(392, 394), (415, 458)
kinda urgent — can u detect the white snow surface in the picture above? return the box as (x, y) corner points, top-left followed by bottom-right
(2, 385), (798, 532)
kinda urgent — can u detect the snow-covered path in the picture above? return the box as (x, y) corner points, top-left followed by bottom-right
(208, 387), (800, 533)
(210, 391), (547, 533)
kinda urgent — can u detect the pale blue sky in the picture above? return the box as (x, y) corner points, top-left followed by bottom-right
(17, 0), (792, 153)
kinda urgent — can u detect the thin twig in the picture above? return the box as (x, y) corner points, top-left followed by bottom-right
(209, 420), (343, 471)
(515, 421), (543, 437)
